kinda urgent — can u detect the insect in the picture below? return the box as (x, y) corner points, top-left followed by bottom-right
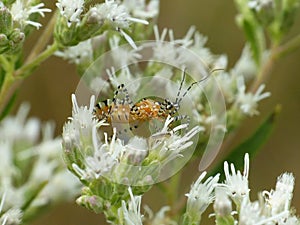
(93, 69), (209, 137)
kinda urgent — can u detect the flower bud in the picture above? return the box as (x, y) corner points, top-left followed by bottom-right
(0, 6), (13, 35)
(76, 195), (104, 214)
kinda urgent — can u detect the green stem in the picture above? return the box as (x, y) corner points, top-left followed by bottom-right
(0, 42), (58, 115)
(250, 33), (300, 92)
(0, 71), (20, 114)
(25, 11), (58, 64)
(274, 33), (300, 59)
(15, 42), (58, 78)
(0, 55), (11, 72)
(250, 47), (276, 92)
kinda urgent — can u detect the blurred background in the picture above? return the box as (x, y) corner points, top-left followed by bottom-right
(13, 0), (300, 224)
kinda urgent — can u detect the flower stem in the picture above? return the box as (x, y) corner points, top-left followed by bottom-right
(274, 33), (300, 59)
(250, 32), (300, 92)
(0, 55), (11, 72)
(0, 42), (58, 115)
(14, 42), (58, 78)
(25, 11), (58, 64)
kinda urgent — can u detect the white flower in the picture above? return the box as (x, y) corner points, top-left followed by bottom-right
(215, 72), (236, 103)
(144, 206), (177, 225)
(150, 116), (204, 164)
(278, 215), (300, 225)
(238, 198), (266, 225)
(222, 153), (250, 206)
(56, 0), (84, 26)
(186, 172), (219, 218)
(187, 31), (215, 66)
(55, 39), (94, 64)
(236, 76), (271, 116)
(0, 208), (23, 225)
(97, 0), (149, 29)
(74, 126), (124, 180)
(119, 187), (143, 225)
(0, 141), (17, 181)
(231, 45), (257, 81)
(0, 103), (40, 144)
(248, 0), (274, 11)
(122, 0), (159, 19)
(152, 26), (180, 64)
(263, 173), (295, 216)
(70, 94), (98, 132)
(106, 67), (141, 98)
(89, 76), (110, 94)
(109, 35), (142, 67)
(213, 187), (232, 217)
(62, 94), (99, 162)
(10, 0), (51, 29)
(92, 0), (149, 49)
(239, 197), (289, 225)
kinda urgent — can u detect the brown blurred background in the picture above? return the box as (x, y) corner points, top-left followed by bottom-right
(13, 0), (300, 224)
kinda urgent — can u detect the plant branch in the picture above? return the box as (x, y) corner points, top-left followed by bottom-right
(250, 33), (300, 92)
(14, 42), (58, 78)
(25, 11), (58, 64)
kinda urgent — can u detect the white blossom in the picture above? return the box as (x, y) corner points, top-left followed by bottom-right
(152, 26), (180, 63)
(236, 76), (271, 116)
(109, 35), (142, 67)
(56, 0), (84, 26)
(231, 45), (257, 81)
(144, 206), (177, 225)
(0, 208), (23, 225)
(0, 103), (40, 143)
(222, 153), (250, 206)
(150, 116), (204, 164)
(238, 198), (267, 225)
(186, 172), (220, 216)
(213, 187), (232, 217)
(119, 187), (143, 225)
(248, 0), (274, 11)
(54, 39), (94, 64)
(122, 0), (159, 19)
(91, 0), (149, 49)
(263, 173), (295, 216)
(10, 0), (51, 29)
(96, 0), (148, 29)
(239, 197), (289, 225)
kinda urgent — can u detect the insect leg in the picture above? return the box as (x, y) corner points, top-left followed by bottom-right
(112, 84), (134, 107)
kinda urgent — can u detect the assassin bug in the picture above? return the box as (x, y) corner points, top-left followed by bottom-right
(93, 69), (209, 136)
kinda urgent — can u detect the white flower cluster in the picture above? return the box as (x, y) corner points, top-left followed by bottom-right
(0, 104), (80, 225)
(62, 94), (202, 185)
(56, 0), (84, 27)
(115, 153), (300, 225)
(6, 0), (51, 29)
(54, 38), (94, 64)
(55, 0), (158, 51)
(183, 153), (300, 225)
(152, 26), (271, 121)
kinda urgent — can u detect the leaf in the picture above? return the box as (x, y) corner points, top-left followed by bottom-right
(209, 105), (281, 180)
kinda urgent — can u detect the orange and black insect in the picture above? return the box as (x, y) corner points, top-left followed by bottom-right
(93, 69), (209, 135)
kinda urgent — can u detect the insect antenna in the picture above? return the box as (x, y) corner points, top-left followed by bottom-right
(175, 68), (211, 107)
(175, 68), (187, 104)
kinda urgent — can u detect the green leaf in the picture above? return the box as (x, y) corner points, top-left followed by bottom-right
(209, 105), (281, 180)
